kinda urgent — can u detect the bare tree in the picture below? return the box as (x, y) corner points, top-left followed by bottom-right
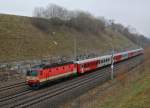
(32, 3), (150, 47)
(33, 4), (70, 20)
(33, 7), (45, 18)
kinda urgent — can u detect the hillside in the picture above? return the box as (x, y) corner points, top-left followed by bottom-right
(0, 14), (138, 62)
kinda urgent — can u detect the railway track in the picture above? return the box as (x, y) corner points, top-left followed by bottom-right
(0, 81), (28, 99)
(0, 67), (110, 108)
(0, 81), (25, 92)
(19, 72), (109, 107)
(0, 89), (33, 102)
(0, 55), (143, 108)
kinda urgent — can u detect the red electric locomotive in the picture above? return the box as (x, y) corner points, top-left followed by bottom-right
(26, 62), (77, 88)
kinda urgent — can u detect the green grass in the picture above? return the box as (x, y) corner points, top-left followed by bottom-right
(0, 14), (137, 62)
(100, 68), (150, 108)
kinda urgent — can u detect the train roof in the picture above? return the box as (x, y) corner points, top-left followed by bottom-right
(127, 48), (143, 53)
(31, 61), (74, 70)
(114, 51), (128, 56)
(43, 61), (74, 69)
(114, 48), (143, 56)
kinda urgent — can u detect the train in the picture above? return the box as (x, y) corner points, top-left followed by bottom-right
(26, 48), (144, 89)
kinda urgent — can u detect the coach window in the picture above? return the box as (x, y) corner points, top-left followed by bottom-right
(103, 59), (105, 63)
(107, 58), (109, 62)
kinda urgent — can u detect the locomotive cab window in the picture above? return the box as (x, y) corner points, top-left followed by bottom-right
(27, 70), (38, 76)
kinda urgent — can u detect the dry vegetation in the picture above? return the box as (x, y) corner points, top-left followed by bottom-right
(0, 13), (138, 62)
(1, 4), (149, 62)
(60, 47), (150, 108)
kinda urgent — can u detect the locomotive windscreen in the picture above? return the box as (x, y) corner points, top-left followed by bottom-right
(27, 70), (38, 76)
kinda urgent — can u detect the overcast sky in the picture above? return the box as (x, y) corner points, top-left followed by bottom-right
(0, 0), (150, 38)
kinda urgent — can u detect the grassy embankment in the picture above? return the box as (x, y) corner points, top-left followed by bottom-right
(0, 14), (137, 62)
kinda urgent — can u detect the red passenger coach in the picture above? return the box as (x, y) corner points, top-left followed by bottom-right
(128, 48), (144, 58)
(75, 57), (100, 74)
(128, 51), (135, 58)
(114, 54), (122, 63)
(114, 52), (128, 63)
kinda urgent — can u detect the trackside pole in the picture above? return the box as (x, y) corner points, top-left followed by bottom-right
(111, 50), (114, 80)
(74, 36), (77, 61)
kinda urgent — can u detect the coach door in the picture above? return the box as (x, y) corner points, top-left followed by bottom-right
(80, 64), (84, 73)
